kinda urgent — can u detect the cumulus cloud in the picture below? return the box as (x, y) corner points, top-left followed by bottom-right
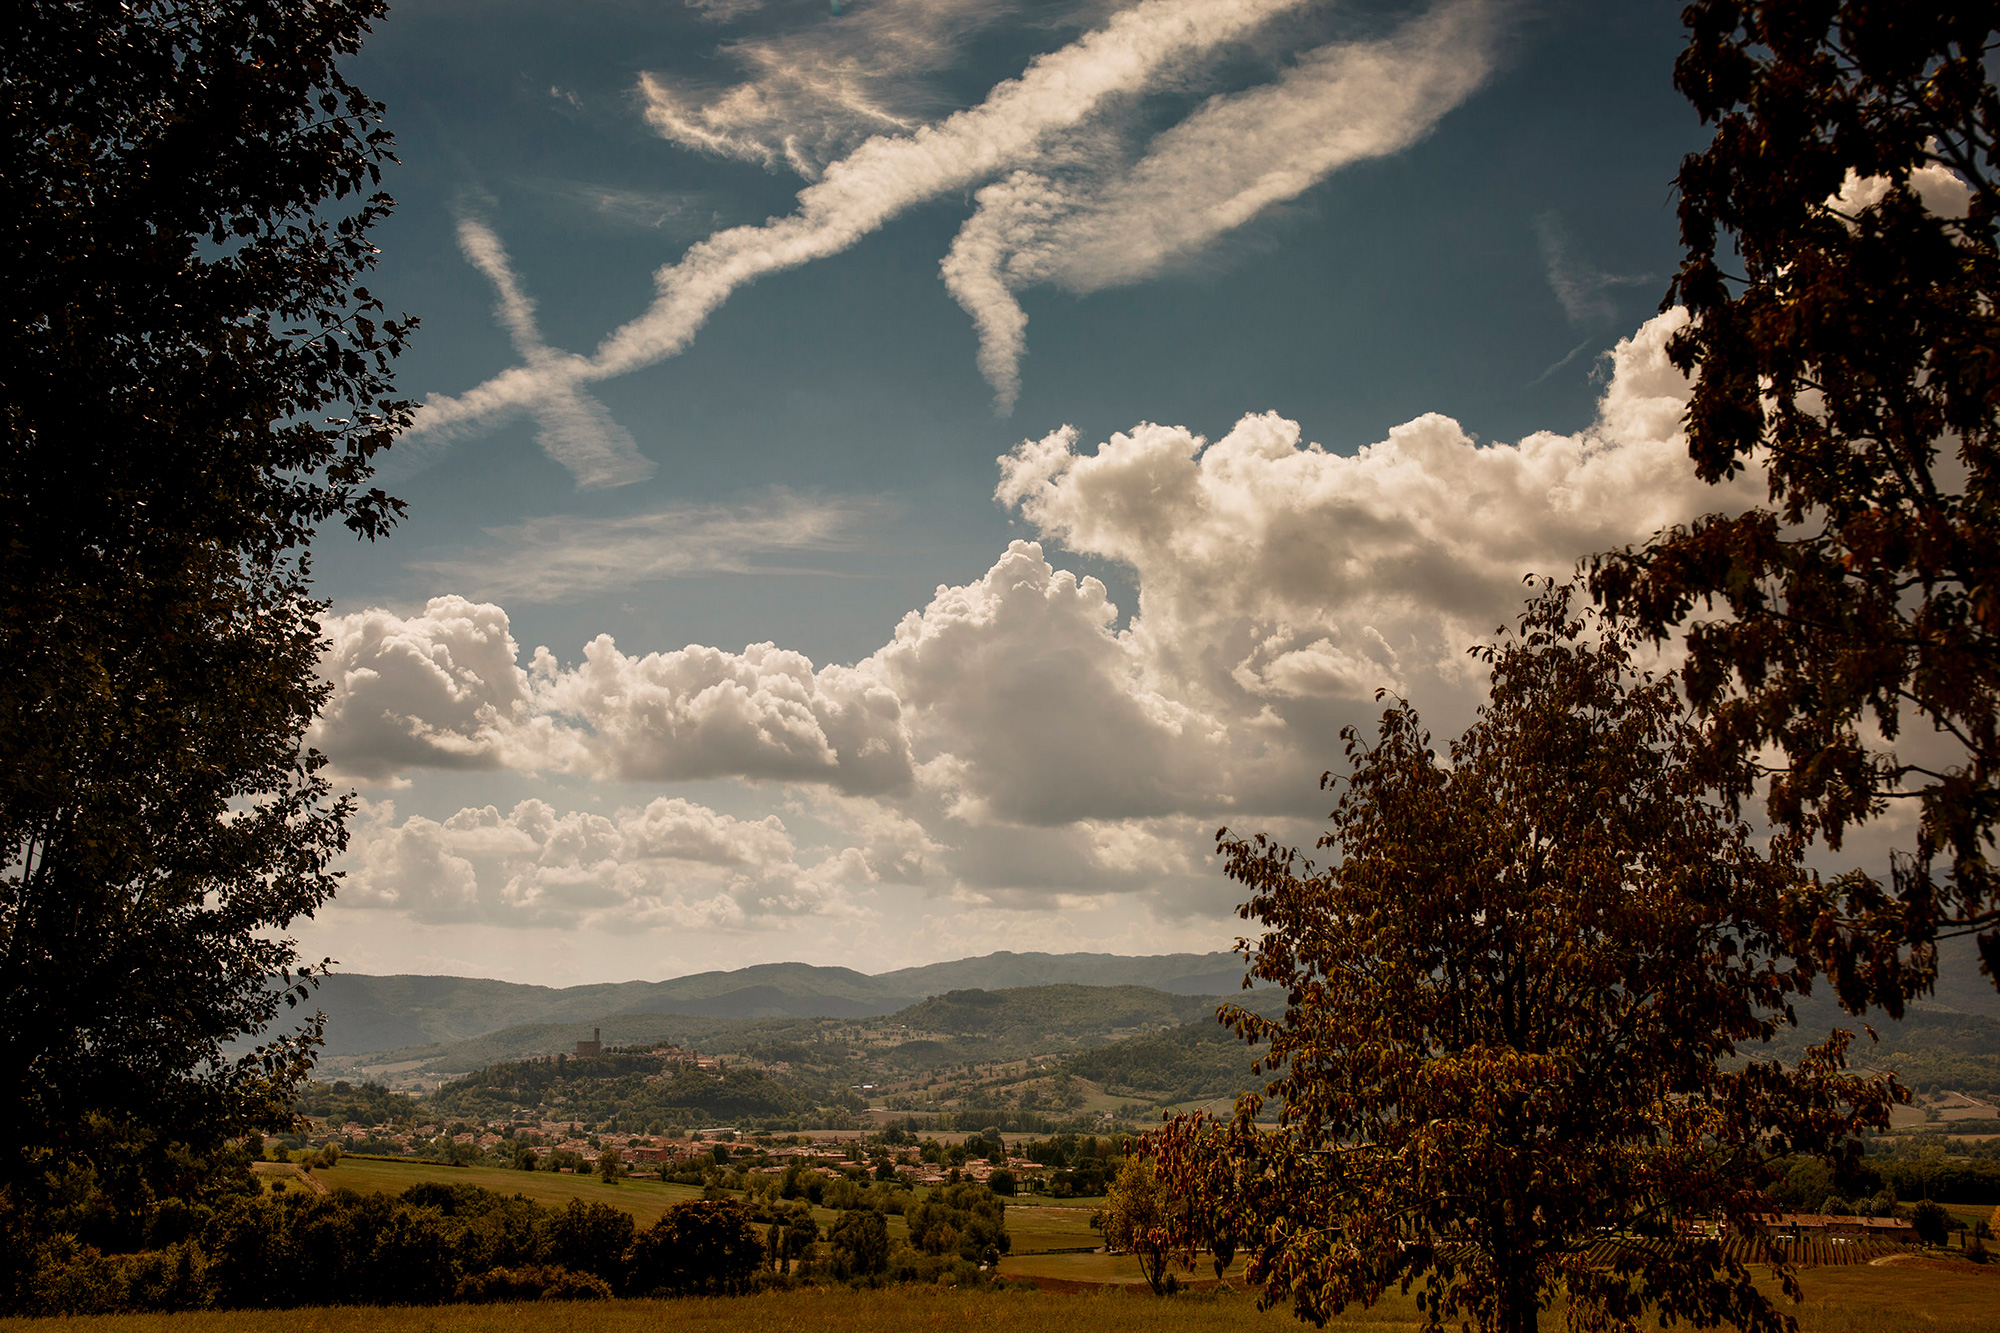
(866, 540), (1230, 825)
(310, 597), (546, 782)
(532, 637), (915, 793)
(944, 1), (1493, 410)
(411, 0), (1334, 445)
(341, 796), (865, 927)
(331, 311), (1750, 849)
(993, 309), (1748, 741)
(409, 492), (890, 602)
(314, 600), (915, 794)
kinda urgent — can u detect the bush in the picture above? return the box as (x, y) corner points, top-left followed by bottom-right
(457, 1265), (609, 1302)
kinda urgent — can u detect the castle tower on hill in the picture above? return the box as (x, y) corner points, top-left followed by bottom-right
(575, 1027), (602, 1057)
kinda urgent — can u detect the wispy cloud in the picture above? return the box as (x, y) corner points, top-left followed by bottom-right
(453, 218), (656, 490)
(413, 0), (1500, 451)
(413, 0), (1331, 447)
(520, 179), (724, 233)
(410, 492), (890, 602)
(943, 1), (1494, 411)
(1534, 212), (1652, 325)
(644, 0), (1055, 176)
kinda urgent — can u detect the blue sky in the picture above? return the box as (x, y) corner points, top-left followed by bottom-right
(298, 0), (1761, 985)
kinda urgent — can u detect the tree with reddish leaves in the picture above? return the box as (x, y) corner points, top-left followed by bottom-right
(1590, 3), (2000, 1011)
(1152, 586), (1893, 1333)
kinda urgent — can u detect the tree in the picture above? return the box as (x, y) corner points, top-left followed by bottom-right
(628, 1198), (762, 1296)
(1911, 1201), (1952, 1248)
(904, 1181), (1009, 1263)
(1588, 4), (2000, 1010)
(1101, 1155), (1178, 1296)
(0, 0), (413, 1218)
(539, 1199), (634, 1287)
(595, 1147), (621, 1184)
(1152, 586), (1894, 1333)
(828, 1208), (890, 1278)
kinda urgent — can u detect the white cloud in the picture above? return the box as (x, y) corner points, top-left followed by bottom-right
(866, 539), (1230, 825)
(646, 0), (1038, 175)
(327, 311), (1764, 914)
(992, 308), (1749, 784)
(409, 493), (889, 602)
(531, 637), (916, 793)
(342, 796), (865, 928)
(452, 218), (655, 489)
(943, 1), (1494, 410)
(411, 0), (1324, 445)
(310, 597), (545, 783)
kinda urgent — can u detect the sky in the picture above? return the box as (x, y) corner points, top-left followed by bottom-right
(294, 0), (1788, 987)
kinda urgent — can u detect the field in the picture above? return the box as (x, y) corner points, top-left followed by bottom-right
(5, 1265), (1997, 1333)
(301, 1158), (705, 1227)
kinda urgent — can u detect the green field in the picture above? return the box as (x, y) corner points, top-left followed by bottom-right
(300, 1156), (1109, 1252)
(305, 1158), (706, 1226)
(4, 1266), (1997, 1333)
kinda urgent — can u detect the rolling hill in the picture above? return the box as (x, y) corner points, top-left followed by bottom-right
(305, 950), (1259, 1056)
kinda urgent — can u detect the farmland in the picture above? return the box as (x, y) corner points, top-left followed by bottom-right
(4, 1264), (1997, 1333)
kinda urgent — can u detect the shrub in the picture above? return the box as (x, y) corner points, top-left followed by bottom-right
(457, 1264), (608, 1302)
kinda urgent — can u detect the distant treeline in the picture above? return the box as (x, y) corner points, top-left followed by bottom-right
(15, 1179), (1016, 1316)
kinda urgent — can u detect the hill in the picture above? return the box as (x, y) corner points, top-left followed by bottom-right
(307, 950), (1256, 1056)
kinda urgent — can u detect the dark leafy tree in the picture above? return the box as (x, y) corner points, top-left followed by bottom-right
(1589, 2), (2000, 1008)
(539, 1199), (634, 1286)
(1910, 1200), (1952, 1248)
(1153, 586), (1895, 1333)
(628, 1198), (762, 1296)
(0, 0), (412, 1214)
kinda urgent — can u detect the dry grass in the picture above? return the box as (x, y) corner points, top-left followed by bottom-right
(5, 1264), (1994, 1333)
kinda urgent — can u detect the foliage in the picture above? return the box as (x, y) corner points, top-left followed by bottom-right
(1589, 2), (2000, 1008)
(0, 0), (413, 1214)
(905, 1182), (1010, 1264)
(540, 1199), (635, 1285)
(627, 1198), (762, 1296)
(1911, 1201), (1953, 1247)
(454, 1265), (610, 1302)
(1153, 587), (1895, 1333)
(1065, 1020), (1271, 1105)
(1100, 1156), (1178, 1297)
(295, 1082), (411, 1129)
(828, 1208), (891, 1278)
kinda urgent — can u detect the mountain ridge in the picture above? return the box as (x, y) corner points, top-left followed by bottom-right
(307, 950), (1256, 1056)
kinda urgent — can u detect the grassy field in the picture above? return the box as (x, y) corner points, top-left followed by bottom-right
(4, 1265), (1996, 1333)
(305, 1158), (705, 1226)
(299, 1156), (1109, 1249)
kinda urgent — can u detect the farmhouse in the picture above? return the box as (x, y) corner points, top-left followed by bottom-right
(1755, 1214), (1919, 1244)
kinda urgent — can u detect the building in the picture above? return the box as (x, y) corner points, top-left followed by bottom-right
(575, 1028), (603, 1057)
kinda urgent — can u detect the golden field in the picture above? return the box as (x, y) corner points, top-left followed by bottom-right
(4, 1263), (1995, 1333)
